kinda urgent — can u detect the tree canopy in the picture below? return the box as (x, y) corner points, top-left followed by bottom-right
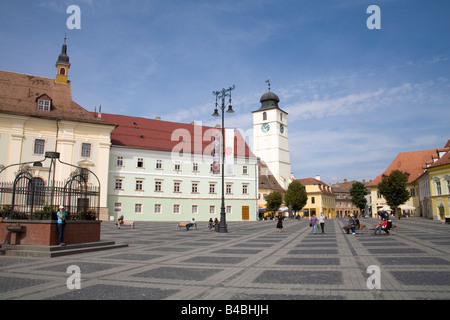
(265, 191), (283, 213)
(349, 181), (368, 213)
(377, 170), (410, 218)
(284, 180), (308, 214)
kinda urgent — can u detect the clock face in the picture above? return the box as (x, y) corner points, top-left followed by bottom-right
(261, 123), (270, 133)
(280, 124), (284, 134)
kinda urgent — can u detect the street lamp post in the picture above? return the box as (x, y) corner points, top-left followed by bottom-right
(212, 85), (235, 233)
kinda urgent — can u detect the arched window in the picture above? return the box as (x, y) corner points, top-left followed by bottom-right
(59, 67), (66, 75)
(263, 112), (267, 121)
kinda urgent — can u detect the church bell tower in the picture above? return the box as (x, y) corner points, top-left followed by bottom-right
(55, 36), (70, 84)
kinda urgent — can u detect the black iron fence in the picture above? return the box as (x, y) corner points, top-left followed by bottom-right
(0, 152), (100, 221)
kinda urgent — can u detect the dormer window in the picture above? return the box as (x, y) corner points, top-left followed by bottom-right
(36, 94), (52, 111)
(38, 99), (51, 111)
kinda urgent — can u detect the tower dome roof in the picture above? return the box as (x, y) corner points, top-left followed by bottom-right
(56, 37), (70, 67)
(258, 91), (280, 110)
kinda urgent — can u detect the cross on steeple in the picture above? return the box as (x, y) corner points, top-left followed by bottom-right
(265, 77), (271, 92)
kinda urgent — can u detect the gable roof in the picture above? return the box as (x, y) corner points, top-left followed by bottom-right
(0, 70), (112, 126)
(98, 113), (255, 158)
(367, 149), (440, 186)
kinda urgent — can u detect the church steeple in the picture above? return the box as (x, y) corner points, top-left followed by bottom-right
(55, 36), (70, 84)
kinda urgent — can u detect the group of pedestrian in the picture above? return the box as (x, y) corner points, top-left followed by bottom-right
(275, 212), (326, 234)
(309, 212), (326, 234)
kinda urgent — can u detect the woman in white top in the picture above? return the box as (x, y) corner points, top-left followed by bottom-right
(318, 212), (325, 234)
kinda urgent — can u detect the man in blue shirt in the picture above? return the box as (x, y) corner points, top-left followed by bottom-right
(57, 205), (66, 246)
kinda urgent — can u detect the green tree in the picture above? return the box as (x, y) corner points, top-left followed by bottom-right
(349, 182), (368, 215)
(377, 170), (410, 219)
(284, 180), (308, 217)
(266, 191), (283, 215)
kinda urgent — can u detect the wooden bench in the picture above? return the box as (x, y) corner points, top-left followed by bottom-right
(117, 221), (134, 229)
(178, 222), (197, 230)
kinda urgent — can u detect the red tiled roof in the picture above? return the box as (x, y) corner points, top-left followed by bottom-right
(0, 70), (111, 126)
(296, 178), (334, 194)
(427, 150), (450, 169)
(367, 149), (439, 186)
(98, 113), (255, 158)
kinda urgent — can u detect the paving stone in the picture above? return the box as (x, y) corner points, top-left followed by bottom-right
(254, 270), (343, 285)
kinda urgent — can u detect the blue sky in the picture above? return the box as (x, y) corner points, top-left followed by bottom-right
(1, 0), (449, 184)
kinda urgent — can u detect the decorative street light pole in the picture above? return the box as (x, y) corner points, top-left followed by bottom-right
(212, 85), (235, 233)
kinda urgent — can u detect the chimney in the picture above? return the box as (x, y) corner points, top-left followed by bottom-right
(315, 175), (321, 181)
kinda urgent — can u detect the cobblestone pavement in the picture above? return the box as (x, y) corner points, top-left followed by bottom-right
(1, 217), (450, 301)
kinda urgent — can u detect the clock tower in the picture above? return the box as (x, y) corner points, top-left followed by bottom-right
(252, 80), (292, 189)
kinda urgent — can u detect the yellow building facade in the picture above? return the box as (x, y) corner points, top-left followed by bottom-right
(0, 40), (116, 219)
(426, 149), (450, 221)
(297, 178), (336, 219)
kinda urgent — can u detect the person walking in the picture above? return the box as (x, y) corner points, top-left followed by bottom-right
(276, 213), (284, 232)
(318, 212), (325, 234)
(57, 205), (66, 246)
(310, 214), (318, 234)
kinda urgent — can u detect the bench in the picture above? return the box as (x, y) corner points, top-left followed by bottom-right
(178, 222), (197, 230)
(371, 222), (397, 235)
(117, 221), (134, 229)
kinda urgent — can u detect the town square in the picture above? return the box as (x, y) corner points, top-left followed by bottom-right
(0, 0), (449, 307)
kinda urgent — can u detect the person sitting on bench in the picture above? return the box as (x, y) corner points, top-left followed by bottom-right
(373, 218), (387, 236)
(384, 219), (393, 235)
(186, 218), (196, 231)
(116, 215), (124, 229)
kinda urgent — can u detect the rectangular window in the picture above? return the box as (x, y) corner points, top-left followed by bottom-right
(193, 162), (198, 172)
(114, 202), (122, 213)
(154, 204), (161, 214)
(192, 183), (198, 193)
(242, 165), (248, 174)
(174, 161), (181, 171)
(155, 181), (162, 192)
(410, 188), (416, 197)
(137, 157), (144, 168)
(209, 205), (215, 214)
(209, 183), (216, 194)
(34, 139), (45, 154)
(173, 204), (180, 214)
(115, 179), (123, 190)
(242, 184), (248, 195)
(436, 181), (442, 195)
(116, 156), (124, 166)
(226, 205), (232, 214)
(81, 143), (91, 158)
(38, 99), (50, 111)
(156, 159), (162, 169)
(174, 182), (181, 193)
(192, 205), (198, 215)
(311, 196), (315, 204)
(135, 203), (142, 214)
(136, 180), (143, 191)
(226, 184), (232, 194)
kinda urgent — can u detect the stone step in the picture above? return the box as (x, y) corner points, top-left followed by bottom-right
(2, 241), (128, 258)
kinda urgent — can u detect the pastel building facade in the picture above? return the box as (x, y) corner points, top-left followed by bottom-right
(101, 114), (258, 222)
